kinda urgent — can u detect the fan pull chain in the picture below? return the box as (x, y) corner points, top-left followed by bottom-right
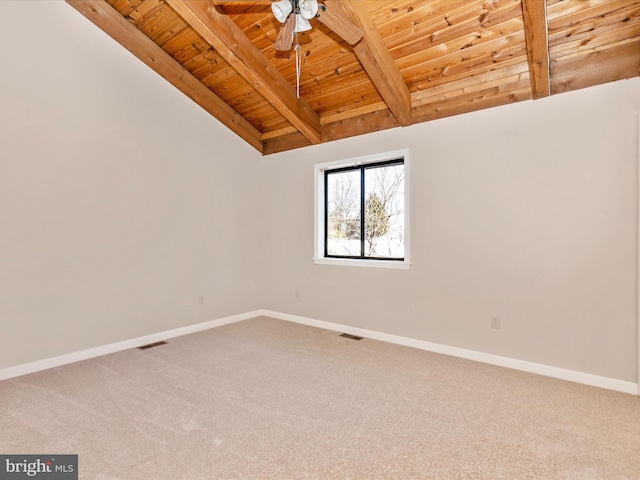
(294, 33), (301, 98)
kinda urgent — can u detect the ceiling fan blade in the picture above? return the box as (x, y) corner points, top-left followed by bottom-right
(316, 3), (363, 45)
(274, 14), (295, 51)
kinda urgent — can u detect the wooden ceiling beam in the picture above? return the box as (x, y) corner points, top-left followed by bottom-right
(323, 109), (400, 142)
(65, 0), (263, 152)
(262, 131), (313, 155)
(327, 0), (413, 127)
(167, 0), (322, 145)
(521, 0), (551, 99)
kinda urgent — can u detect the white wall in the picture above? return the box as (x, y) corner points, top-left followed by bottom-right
(0, 1), (263, 369)
(262, 78), (640, 383)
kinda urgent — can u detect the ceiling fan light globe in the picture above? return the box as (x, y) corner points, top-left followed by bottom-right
(294, 14), (312, 32)
(271, 0), (293, 23)
(299, 0), (319, 20)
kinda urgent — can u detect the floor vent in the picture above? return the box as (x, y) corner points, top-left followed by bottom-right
(339, 333), (364, 341)
(137, 341), (167, 350)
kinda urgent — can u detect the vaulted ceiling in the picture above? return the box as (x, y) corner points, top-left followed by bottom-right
(67, 0), (640, 155)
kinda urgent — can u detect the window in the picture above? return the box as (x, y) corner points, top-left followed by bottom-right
(315, 149), (410, 269)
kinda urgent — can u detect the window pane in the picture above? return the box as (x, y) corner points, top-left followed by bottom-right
(364, 163), (404, 258)
(326, 170), (361, 256)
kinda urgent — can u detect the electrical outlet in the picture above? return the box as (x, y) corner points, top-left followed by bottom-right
(295, 289), (300, 299)
(491, 316), (501, 329)
(199, 295), (205, 305)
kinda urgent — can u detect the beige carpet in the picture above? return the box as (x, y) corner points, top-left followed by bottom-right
(1, 316), (639, 479)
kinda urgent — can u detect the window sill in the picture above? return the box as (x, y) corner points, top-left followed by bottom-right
(313, 257), (411, 270)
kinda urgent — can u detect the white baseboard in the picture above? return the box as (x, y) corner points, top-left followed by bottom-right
(0, 310), (261, 381)
(2, 308), (638, 396)
(260, 309), (640, 396)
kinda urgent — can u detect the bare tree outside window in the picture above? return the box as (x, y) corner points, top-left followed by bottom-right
(325, 160), (404, 260)
(326, 169), (360, 256)
(365, 163), (404, 258)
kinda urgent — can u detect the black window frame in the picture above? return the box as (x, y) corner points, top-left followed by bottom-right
(324, 158), (405, 262)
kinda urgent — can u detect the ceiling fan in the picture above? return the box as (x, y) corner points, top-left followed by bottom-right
(218, 0), (363, 51)
(215, 0), (363, 97)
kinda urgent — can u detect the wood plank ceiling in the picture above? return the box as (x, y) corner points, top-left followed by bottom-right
(67, 0), (640, 155)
